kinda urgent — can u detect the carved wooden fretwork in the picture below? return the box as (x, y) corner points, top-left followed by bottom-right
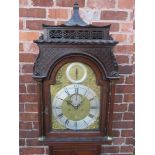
(35, 25), (116, 44)
(33, 45), (119, 80)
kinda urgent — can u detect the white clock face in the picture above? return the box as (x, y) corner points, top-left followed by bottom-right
(52, 84), (100, 130)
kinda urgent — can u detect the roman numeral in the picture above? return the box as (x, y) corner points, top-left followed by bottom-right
(84, 89), (88, 96)
(56, 106), (61, 109)
(90, 106), (98, 109)
(89, 97), (95, 101)
(57, 97), (63, 101)
(65, 119), (69, 125)
(74, 121), (77, 128)
(83, 120), (88, 126)
(74, 85), (79, 94)
(64, 88), (70, 96)
(57, 113), (63, 119)
(88, 113), (94, 118)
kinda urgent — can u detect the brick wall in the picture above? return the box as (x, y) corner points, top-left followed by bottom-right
(19, 0), (135, 154)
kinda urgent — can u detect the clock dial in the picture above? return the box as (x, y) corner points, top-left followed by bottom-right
(50, 62), (100, 130)
(66, 63), (87, 83)
(52, 84), (99, 130)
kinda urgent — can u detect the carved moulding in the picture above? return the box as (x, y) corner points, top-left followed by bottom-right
(33, 44), (119, 80)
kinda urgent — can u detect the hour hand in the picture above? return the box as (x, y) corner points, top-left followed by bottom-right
(65, 99), (72, 105)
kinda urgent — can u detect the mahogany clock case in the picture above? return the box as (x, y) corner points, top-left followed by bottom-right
(32, 1), (119, 154)
(33, 43), (119, 145)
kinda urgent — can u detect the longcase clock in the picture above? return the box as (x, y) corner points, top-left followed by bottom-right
(32, 1), (119, 155)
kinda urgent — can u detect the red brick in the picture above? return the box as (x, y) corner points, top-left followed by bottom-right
(112, 34), (128, 42)
(126, 75), (135, 84)
(19, 84), (26, 93)
(131, 54), (135, 65)
(26, 138), (41, 146)
(112, 130), (120, 137)
(33, 122), (39, 129)
(20, 130), (39, 138)
(101, 11), (128, 20)
(124, 94), (135, 102)
(113, 121), (134, 128)
(118, 0), (134, 9)
(19, 138), (25, 146)
(19, 122), (32, 129)
(23, 43), (39, 53)
(19, 104), (24, 112)
(27, 84), (37, 93)
(128, 104), (135, 112)
(123, 112), (134, 120)
(119, 65), (133, 74)
(115, 94), (123, 103)
(19, 43), (24, 51)
(56, 0), (85, 7)
(19, 8), (46, 18)
(114, 45), (135, 54)
(121, 130), (133, 137)
(126, 138), (135, 145)
(25, 104), (38, 112)
(103, 146), (119, 153)
(22, 64), (33, 73)
(113, 113), (122, 121)
(20, 147), (44, 154)
(92, 22), (119, 32)
(48, 9), (69, 19)
(116, 85), (134, 94)
(87, 0), (115, 9)
(116, 55), (129, 64)
(120, 146), (134, 153)
(113, 137), (125, 145)
(32, 0), (53, 6)
(130, 11), (135, 21)
(19, 53), (37, 63)
(26, 20), (55, 30)
(19, 75), (35, 83)
(19, 19), (23, 29)
(19, 94), (38, 102)
(19, 0), (29, 6)
(57, 21), (67, 25)
(128, 34), (134, 43)
(19, 32), (39, 41)
(117, 75), (125, 84)
(20, 113), (38, 121)
(114, 104), (128, 112)
(121, 23), (133, 32)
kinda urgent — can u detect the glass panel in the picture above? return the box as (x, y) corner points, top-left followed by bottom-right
(50, 62), (100, 131)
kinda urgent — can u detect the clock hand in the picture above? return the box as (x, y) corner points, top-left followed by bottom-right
(65, 99), (72, 105)
(65, 98), (79, 109)
(75, 67), (78, 80)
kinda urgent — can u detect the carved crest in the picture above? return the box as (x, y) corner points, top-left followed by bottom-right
(33, 0), (119, 80)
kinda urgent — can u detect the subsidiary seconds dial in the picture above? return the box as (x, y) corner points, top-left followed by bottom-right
(52, 84), (100, 130)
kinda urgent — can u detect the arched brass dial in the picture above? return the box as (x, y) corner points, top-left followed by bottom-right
(52, 84), (99, 130)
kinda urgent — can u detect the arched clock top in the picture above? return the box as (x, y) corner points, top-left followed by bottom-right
(33, 46), (119, 81)
(45, 55), (106, 85)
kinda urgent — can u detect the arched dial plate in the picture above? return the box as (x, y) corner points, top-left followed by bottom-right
(52, 84), (100, 130)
